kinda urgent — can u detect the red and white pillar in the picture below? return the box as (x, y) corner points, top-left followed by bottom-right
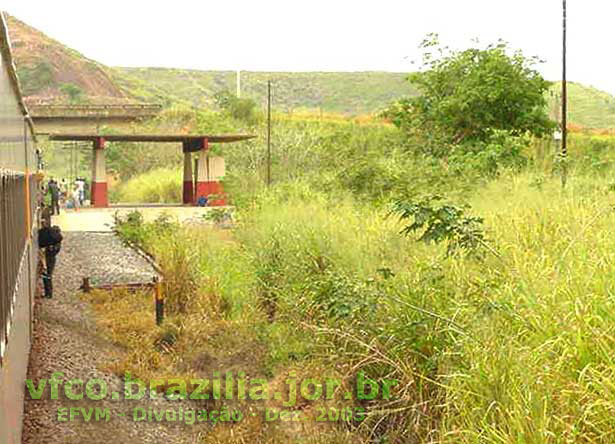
(91, 137), (108, 207)
(195, 139), (209, 204)
(194, 138), (226, 206)
(182, 146), (194, 205)
(206, 156), (226, 206)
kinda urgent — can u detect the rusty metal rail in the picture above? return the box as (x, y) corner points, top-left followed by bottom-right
(29, 103), (163, 118)
(80, 235), (165, 325)
(81, 276), (165, 325)
(80, 278), (155, 293)
(0, 157), (38, 365)
(0, 174), (26, 347)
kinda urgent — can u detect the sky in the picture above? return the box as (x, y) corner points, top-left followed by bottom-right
(5, 1), (615, 94)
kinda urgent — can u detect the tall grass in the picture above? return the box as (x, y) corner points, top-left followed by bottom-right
(227, 172), (615, 443)
(101, 166), (615, 443)
(98, 108), (615, 442)
(111, 167), (182, 203)
(428, 171), (615, 443)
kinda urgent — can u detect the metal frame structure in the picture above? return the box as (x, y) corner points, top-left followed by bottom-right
(49, 133), (255, 207)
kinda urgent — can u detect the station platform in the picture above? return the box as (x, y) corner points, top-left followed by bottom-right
(50, 204), (230, 232)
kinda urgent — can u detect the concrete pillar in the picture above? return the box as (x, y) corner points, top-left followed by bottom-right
(194, 138), (227, 206)
(206, 156), (226, 206)
(182, 146), (193, 205)
(91, 137), (108, 207)
(194, 157), (198, 199)
(195, 139), (209, 204)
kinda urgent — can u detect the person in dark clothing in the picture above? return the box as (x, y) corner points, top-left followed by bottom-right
(39, 224), (63, 298)
(47, 178), (60, 215)
(197, 195), (208, 207)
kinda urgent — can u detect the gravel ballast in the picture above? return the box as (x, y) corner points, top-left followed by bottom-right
(21, 232), (210, 444)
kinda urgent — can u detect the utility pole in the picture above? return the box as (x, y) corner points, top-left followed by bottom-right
(561, 0), (568, 188)
(267, 80), (272, 187)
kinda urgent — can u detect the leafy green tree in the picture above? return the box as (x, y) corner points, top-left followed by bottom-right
(388, 35), (555, 149)
(213, 89), (259, 123)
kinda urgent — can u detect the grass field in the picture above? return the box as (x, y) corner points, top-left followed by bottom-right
(85, 105), (615, 442)
(102, 168), (615, 443)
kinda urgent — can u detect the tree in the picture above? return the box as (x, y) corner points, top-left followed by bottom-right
(213, 89), (258, 123)
(388, 35), (555, 149)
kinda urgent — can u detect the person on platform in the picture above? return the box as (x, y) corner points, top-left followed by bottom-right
(38, 223), (63, 299)
(71, 184), (81, 211)
(76, 177), (85, 206)
(47, 178), (60, 215)
(60, 178), (68, 206)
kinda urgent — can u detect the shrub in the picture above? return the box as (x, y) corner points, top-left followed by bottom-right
(388, 34), (555, 146)
(391, 195), (490, 258)
(448, 130), (529, 177)
(213, 89), (260, 123)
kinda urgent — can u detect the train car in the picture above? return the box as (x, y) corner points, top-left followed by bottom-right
(0, 11), (39, 444)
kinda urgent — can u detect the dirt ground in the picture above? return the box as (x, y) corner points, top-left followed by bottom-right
(21, 232), (209, 444)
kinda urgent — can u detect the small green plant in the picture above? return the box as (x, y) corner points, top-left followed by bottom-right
(391, 195), (489, 257)
(307, 270), (378, 321)
(112, 210), (146, 248)
(203, 208), (233, 224)
(152, 212), (178, 234)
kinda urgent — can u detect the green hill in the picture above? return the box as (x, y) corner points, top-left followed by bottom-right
(112, 68), (418, 115)
(6, 14), (129, 104)
(8, 12), (615, 126)
(548, 82), (615, 129)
